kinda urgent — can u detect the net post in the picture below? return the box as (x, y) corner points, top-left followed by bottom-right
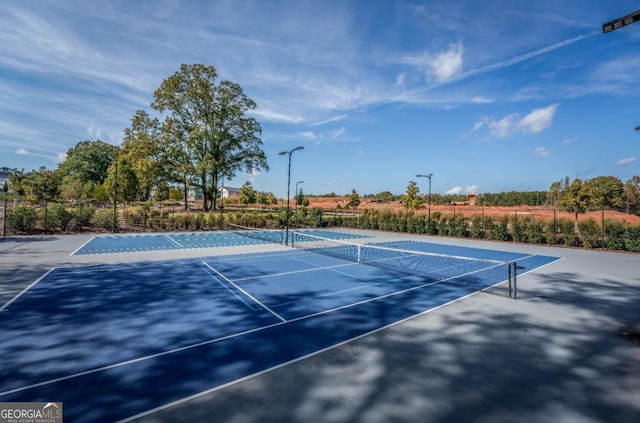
(513, 262), (518, 300)
(508, 262), (513, 298)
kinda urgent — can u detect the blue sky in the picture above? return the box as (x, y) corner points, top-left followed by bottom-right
(1, 1), (639, 198)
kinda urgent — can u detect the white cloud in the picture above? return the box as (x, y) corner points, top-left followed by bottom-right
(446, 185), (478, 195)
(460, 34), (596, 81)
(17, 148), (29, 155)
(471, 96), (492, 104)
(473, 104), (559, 138)
(429, 43), (464, 82)
(87, 122), (102, 139)
(311, 114), (348, 127)
(403, 43), (464, 83)
(330, 127), (346, 140)
(488, 114), (519, 138)
(533, 147), (550, 156)
(518, 104), (558, 134)
(300, 131), (317, 140)
(618, 157), (636, 165)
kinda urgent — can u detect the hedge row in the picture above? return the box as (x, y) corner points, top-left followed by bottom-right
(2, 204), (640, 253)
(350, 209), (640, 252)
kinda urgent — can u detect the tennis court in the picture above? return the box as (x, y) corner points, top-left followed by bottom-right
(72, 228), (371, 255)
(0, 229), (560, 422)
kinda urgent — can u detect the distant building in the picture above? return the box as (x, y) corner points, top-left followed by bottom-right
(450, 193), (477, 206)
(219, 187), (240, 199)
(0, 167), (13, 189)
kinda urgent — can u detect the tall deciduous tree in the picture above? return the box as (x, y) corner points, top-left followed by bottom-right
(585, 176), (624, 210)
(624, 176), (640, 214)
(29, 167), (61, 205)
(160, 117), (195, 209)
(59, 140), (119, 187)
(121, 110), (163, 201)
(559, 178), (591, 224)
(151, 64), (267, 211)
(104, 158), (140, 204)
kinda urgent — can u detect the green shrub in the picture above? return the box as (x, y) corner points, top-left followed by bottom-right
(495, 215), (510, 241)
(526, 221), (545, 244)
(604, 220), (625, 250)
(577, 218), (602, 249)
(92, 209), (115, 231)
(449, 216), (467, 237)
(41, 203), (72, 232)
(624, 226), (640, 252)
(408, 216), (426, 234)
(557, 217), (577, 246)
(543, 219), (558, 245)
(7, 206), (37, 234)
(72, 204), (96, 227)
(436, 215), (448, 236)
(469, 214), (483, 239)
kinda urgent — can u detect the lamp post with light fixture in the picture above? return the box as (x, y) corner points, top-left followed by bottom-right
(279, 146), (304, 245)
(416, 173), (433, 233)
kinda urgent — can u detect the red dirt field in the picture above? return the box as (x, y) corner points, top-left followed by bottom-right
(304, 197), (640, 226)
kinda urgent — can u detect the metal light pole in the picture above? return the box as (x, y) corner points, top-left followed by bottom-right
(113, 160), (118, 233)
(219, 176), (225, 230)
(279, 146), (304, 245)
(416, 173), (433, 233)
(295, 180), (304, 228)
(2, 181), (8, 237)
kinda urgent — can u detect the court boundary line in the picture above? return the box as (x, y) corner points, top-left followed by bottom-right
(69, 236), (95, 256)
(201, 261), (287, 322)
(200, 265), (260, 311)
(165, 235), (184, 248)
(0, 267), (56, 312)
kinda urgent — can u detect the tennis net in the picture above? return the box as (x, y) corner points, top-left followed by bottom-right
(226, 223), (284, 244)
(292, 231), (514, 294)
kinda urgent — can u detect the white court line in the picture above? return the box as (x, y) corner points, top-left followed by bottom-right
(165, 235), (184, 248)
(201, 261), (287, 322)
(201, 266), (257, 311)
(69, 236), (95, 256)
(0, 268), (56, 312)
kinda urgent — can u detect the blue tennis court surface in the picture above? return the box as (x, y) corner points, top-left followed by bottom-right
(0, 240), (559, 422)
(73, 229), (370, 255)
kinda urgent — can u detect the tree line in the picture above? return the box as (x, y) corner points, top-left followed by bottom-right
(6, 64), (267, 212)
(389, 176), (640, 220)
